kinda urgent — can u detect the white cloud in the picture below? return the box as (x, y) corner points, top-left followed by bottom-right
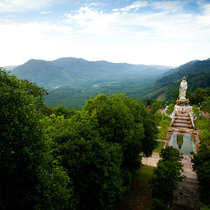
(0, 1), (210, 66)
(41, 10), (53, 15)
(64, 7), (120, 35)
(113, 1), (148, 12)
(151, 1), (183, 12)
(87, 2), (102, 7)
(0, 0), (52, 13)
(64, 4), (210, 42)
(54, 4), (210, 65)
(200, 2), (210, 14)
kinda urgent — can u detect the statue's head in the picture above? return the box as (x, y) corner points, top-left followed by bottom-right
(183, 76), (186, 80)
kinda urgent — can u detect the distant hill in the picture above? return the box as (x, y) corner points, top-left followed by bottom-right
(156, 59), (210, 86)
(143, 58), (210, 102)
(162, 60), (199, 77)
(12, 57), (170, 89)
(4, 65), (18, 71)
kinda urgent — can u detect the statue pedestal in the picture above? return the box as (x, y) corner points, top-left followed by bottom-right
(174, 104), (192, 115)
(177, 98), (189, 105)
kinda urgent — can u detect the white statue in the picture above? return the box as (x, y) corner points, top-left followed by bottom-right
(179, 76), (187, 100)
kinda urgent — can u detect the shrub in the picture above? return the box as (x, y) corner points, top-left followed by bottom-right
(150, 147), (185, 207)
(192, 145), (210, 205)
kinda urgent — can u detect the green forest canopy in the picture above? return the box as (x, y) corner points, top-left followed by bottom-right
(0, 68), (158, 209)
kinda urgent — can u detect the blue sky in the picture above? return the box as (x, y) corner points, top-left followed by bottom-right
(0, 0), (210, 66)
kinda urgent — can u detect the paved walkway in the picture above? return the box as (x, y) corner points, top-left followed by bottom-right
(142, 110), (200, 209)
(172, 155), (200, 210)
(171, 112), (200, 209)
(142, 152), (161, 167)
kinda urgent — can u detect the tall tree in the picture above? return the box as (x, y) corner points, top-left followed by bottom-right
(45, 113), (125, 210)
(150, 147), (185, 208)
(192, 145), (210, 205)
(0, 69), (72, 209)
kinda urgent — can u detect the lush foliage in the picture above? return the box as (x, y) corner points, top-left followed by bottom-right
(190, 88), (210, 105)
(195, 116), (210, 146)
(160, 146), (183, 161)
(193, 95), (210, 208)
(153, 141), (165, 153)
(192, 145), (210, 205)
(150, 100), (162, 114)
(149, 147), (185, 209)
(157, 114), (171, 140)
(41, 104), (78, 118)
(44, 114), (125, 210)
(43, 94), (158, 209)
(21, 79), (48, 110)
(1, 67), (160, 209)
(193, 105), (201, 120)
(202, 96), (210, 113)
(0, 69), (73, 209)
(166, 103), (174, 115)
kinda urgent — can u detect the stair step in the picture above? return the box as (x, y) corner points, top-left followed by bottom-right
(172, 124), (192, 128)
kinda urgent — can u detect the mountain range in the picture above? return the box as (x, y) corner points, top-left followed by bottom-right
(11, 57), (170, 89)
(7, 57), (210, 108)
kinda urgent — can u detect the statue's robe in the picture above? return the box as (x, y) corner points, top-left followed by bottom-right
(179, 80), (187, 100)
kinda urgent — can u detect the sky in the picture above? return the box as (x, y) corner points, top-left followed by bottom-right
(0, 0), (210, 67)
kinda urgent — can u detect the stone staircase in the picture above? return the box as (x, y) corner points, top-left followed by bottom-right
(169, 112), (200, 210)
(171, 113), (193, 132)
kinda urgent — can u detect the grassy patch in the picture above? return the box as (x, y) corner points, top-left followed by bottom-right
(157, 114), (171, 140)
(157, 93), (166, 101)
(195, 116), (210, 146)
(116, 166), (155, 210)
(134, 165), (155, 181)
(153, 141), (165, 153)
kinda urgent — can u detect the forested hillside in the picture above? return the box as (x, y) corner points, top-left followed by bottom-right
(10, 57), (170, 108)
(12, 57), (169, 88)
(143, 59), (210, 102)
(44, 77), (155, 108)
(9, 57), (210, 108)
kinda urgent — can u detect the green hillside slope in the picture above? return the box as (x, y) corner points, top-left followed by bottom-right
(156, 59), (210, 86)
(143, 59), (210, 102)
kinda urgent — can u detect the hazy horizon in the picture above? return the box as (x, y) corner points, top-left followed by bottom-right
(4, 56), (208, 69)
(3, 56), (178, 68)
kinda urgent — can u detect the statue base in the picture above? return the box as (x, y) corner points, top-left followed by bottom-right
(175, 104), (192, 114)
(177, 98), (190, 105)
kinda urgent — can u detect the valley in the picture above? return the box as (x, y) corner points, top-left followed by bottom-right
(9, 57), (210, 109)
(10, 57), (171, 108)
